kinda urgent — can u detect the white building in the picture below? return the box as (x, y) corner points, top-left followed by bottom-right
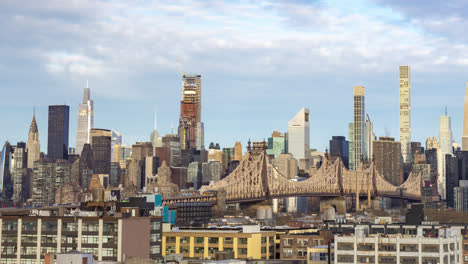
(76, 82), (94, 155)
(334, 226), (463, 264)
(287, 108), (310, 170)
(440, 115), (453, 155)
(399, 66), (411, 163)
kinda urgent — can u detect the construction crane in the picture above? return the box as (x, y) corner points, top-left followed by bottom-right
(176, 59), (185, 76)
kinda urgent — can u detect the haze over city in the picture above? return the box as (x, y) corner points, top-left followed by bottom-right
(2, 0), (468, 151)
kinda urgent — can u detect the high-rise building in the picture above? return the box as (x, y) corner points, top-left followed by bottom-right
(454, 180), (468, 212)
(90, 129), (111, 175)
(440, 114), (453, 155)
(111, 130), (122, 161)
(463, 82), (468, 150)
(365, 114), (374, 160)
(47, 105), (69, 160)
(287, 108), (310, 170)
(233, 141), (242, 161)
(26, 110), (40, 169)
(329, 136), (349, 168)
(350, 86), (365, 170)
(348, 123), (355, 170)
(266, 131), (286, 159)
(372, 137), (402, 186)
(399, 66), (411, 163)
(32, 158), (55, 206)
(79, 143), (93, 189)
(179, 74), (203, 150)
(76, 84), (94, 155)
(162, 135), (181, 167)
(150, 113), (162, 149)
(272, 154), (298, 179)
(12, 142), (28, 203)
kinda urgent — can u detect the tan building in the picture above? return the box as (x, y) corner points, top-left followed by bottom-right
(162, 225), (275, 260)
(233, 141), (243, 161)
(273, 154), (298, 179)
(279, 231), (333, 261)
(399, 65), (411, 162)
(372, 137), (402, 185)
(112, 142), (122, 163)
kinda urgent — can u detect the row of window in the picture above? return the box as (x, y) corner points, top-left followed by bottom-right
(166, 236), (262, 245)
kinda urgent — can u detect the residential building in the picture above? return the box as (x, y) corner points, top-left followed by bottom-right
(372, 137), (402, 185)
(279, 231), (333, 261)
(348, 123), (355, 170)
(180, 74), (203, 150)
(350, 86), (365, 170)
(400, 65), (412, 163)
(76, 84), (94, 155)
(47, 105), (69, 160)
(288, 108), (310, 170)
(162, 225), (275, 260)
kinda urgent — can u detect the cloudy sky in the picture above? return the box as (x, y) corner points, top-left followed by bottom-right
(1, 0), (468, 152)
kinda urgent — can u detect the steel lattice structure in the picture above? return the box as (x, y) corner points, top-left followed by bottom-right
(206, 150), (422, 202)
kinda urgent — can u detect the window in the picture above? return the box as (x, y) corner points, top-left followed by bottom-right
(224, 237), (233, 244)
(209, 247), (218, 254)
(41, 222), (57, 232)
(195, 247), (204, 254)
(151, 245), (161, 254)
(208, 237), (219, 244)
(282, 248), (292, 257)
(180, 236), (190, 244)
(195, 237), (204, 244)
(238, 248), (247, 255)
(283, 238), (293, 246)
(166, 237), (176, 243)
(238, 238), (248, 244)
(166, 246), (176, 254)
(151, 221), (161, 230)
(102, 248), (116, 257)
(261, 237), (267, 244)
(81, 235), (98, 244)
(181, 246), (189, 253)
(261, 247), (266, 253)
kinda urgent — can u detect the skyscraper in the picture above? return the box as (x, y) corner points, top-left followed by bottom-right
(440, 114), (453, 155)
(287, 108), (310, 170)
(348, 123), (355, 170)
(463, 82), (468, 150)
(233, 141), (242, 161)
(150, 113), (162, 149)
(76, 83), (94, 155)
(365, 114), (374, 160)
(329, 136), (349, 168)
(179, 74), (204, 150)
(90, 129), (111, 175)
(12, 142), (28, 203)
(350, 86), (365, 170)
(47, 105), (70, 160)
(399, 66), (411, 163)
(26, 110), (40, 169)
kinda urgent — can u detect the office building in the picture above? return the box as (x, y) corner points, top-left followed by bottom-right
(26, 111), (40, 169)
(0, 143), (13, 198)
(329, 136), (349, 168)
(162, 225), (275, 260)
(334, 226), (462, 264)
(76, 84), (94, 155)
(32, 158), (56, 206)
(399, 65), (412, 163)
(79, 143), (93, 190)
(202, 161), (222, 185)
(372, 137), (402, 186)
(162, 135), (181, 167)
(288, 108), (310, 170)
(111, 130), (122, 161)
(90, 129), (111, 175)
(350, 86), (365, 170)
(11, 142), (28, 203)
(47, 105), (69, 160)
(109, 162), (121, 187)
(266, 131), (286, 159)
(0, 215), (163, 263)
(454, 180), (468, 212)
(196, 122), (204, 151)
(187, 161), (202, 189)
(176, 202), (212, 227)
(440, 114), (453, 155)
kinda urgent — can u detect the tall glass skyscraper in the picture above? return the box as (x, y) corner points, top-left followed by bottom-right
(47, 105), (70, 160)
(399, 66), (411, 163)
(76, 83), (94, 155)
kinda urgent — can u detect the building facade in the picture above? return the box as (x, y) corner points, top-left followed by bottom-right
(350, 86), (365, 170)
(372, 137), (402, 186)
(47, 105), (70, 160)
(399, 65), (412, 163)
(288, 108), (310, 170)
(90, 129), (111, 175)
(329, 136), (349, 169)
(0, 215), (162, 263)
(76, 85), (94, 156)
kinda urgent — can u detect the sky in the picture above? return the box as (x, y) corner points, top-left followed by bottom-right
(1, 0), (468, 153)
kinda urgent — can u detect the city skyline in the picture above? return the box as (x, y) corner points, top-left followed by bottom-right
(2, 0), (468, 152)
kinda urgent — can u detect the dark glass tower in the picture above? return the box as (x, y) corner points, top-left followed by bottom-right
(47, 105), (70, 160)
(329, 136), (349, 169)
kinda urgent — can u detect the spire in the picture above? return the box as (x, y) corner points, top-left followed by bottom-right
(83, 81), (90, 103)
(29, 108), (38, 134)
